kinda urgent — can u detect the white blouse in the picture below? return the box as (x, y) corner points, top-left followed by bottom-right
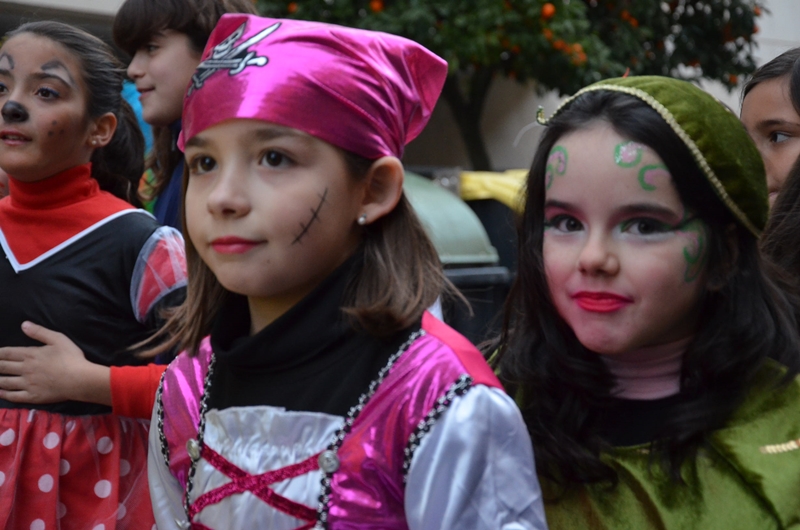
(149, 385), (548, 530)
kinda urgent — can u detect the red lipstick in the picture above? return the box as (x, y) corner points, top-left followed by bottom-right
(210, 236), (261, 254)
(572, 291), (633, 313)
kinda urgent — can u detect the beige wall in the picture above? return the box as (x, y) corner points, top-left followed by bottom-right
(405, 0), (800, 171)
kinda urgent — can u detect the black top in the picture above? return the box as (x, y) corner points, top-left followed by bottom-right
(597, 393), (688, 447)
(0, 212), (182, 415)
(208, 253), (418, 417)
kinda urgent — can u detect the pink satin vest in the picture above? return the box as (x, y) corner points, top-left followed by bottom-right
(157, 312), (502, 528)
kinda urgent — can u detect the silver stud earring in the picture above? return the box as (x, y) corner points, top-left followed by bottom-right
(357, 213), (368, 225)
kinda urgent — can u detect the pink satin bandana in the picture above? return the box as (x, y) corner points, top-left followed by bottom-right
(179, 14), (448, 159)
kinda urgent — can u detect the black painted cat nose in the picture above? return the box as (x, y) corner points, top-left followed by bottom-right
(1, 101), (29, 123)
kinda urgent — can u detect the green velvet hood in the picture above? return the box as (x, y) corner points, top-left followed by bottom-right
(537, 76), (768, 236)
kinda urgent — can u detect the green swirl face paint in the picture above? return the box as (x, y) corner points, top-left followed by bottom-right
(545, 145), (568, 190)
(614, 141), (643, 168)
(637, 164), (669, 192)
(676, 214), (709, 282)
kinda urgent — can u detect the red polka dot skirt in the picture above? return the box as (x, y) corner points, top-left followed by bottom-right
(0, 408), (155, 529)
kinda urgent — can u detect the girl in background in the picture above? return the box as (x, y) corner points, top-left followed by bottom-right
(497, 76), (800, 528)
(114, 0), (257, 228)
(0, 21), (185, 528)
(150, 14), (547, 530)
(741, 47), (800, 205)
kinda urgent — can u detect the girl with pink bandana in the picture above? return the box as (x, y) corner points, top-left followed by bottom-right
(148, 14), (547, 530)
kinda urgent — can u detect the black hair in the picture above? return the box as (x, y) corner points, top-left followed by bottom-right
(112, 0), (258, 208)
(9, 21), (143, 205)
(113, 0), (259, 56)
(762, 155), (800, 284)
(495, 90), (800, 489)
(742, 47), (800, 114)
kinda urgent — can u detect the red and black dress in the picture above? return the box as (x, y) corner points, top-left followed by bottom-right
(0, 164), (187, 529)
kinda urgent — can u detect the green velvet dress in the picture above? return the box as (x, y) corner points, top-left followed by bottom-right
(541, 363), (800, 529)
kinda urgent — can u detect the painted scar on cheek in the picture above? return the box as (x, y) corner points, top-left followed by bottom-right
(291, 187), (329, 245)
(637, 164), (669, 192)
(614, 141), (644, 168)
(545, 145), (568, 190)
(676, 215), (708, 282)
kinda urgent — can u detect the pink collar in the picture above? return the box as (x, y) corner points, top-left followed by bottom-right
(601, 337), (691, 400)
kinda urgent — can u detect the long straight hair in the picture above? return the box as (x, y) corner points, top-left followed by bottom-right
(112, 0), (258, 203)
(147, 150), (450, 356)
(496, 90), (800, 488)
(9, 22), (144, 205)
(762, 155), (800, 281)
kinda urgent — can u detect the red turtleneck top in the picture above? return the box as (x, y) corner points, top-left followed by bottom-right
(0, 163), (134, 266)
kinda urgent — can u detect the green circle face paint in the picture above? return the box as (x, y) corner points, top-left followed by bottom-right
(638, 164), (669, 192)
(546, 145), (568, 190)
(614, 141), (643, 168)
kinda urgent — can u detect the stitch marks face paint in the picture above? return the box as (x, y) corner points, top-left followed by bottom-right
(292, 188), (328, 245)
(543, 123), (707, 355)
(184, 119), (366, 331)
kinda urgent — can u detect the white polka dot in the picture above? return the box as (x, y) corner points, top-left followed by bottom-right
(30, 519), (45, 530)
(92, 525), (105, 530)
(57, 503), (67, 519)
(152, 526), (157, 530)
(0, 471), (5, 487)
(116, 503), (127, 520)
(65, 420), (76, 435)
(0, 428), (15, 446)
(38, 474), (54, 493)
(97, 437), (114, 455)
(119, 459), (131, 477)
(43, 432), (60, 449)
(27, 410), (35, 423)
(59, 459), (70, 476)
(94, 480), (112, 498)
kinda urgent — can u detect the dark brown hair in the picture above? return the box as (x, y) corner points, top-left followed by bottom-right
(148, 150), (450, 356)
(9, 21), (144, 205)
(742, 46), (800, 115)
(112, 0), (258, 203)
(762, 155), (800, 271)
